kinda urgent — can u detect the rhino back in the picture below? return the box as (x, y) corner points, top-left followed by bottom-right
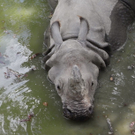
(91, 0), (118, 34)
(50, 0), (118, 49)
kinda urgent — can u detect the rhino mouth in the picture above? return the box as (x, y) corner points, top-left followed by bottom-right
(63, 103), (94, 121)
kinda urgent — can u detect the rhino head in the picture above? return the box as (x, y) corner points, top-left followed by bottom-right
(45, 17), (109, 120)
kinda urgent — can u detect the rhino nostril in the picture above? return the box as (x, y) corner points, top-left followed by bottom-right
(63, 108), (72, 118)
(89, 106), (93, 113)
(66, 108), (72, 115)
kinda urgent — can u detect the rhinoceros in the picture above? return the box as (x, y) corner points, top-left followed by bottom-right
(44, 0), (135, 120)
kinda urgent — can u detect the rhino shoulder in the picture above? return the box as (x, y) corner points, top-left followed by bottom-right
(109, 0), (135, 51)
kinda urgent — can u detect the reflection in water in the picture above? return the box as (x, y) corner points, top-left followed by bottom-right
(0, 32), (31, 88)
(0, 29), (33, 134)
(0, 114), (6, 134)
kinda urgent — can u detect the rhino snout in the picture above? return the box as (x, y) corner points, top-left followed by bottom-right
(63, 105), (93, 120)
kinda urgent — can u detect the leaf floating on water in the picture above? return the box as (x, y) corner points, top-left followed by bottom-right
(43, 102), (48, 106)
(20, 119), (31, 122)
(13, 34), (16, 38)
(4, 54), (8, 58)
(17, 52), (21, 54)
(117, 59), (121, 63)
(30, 54), (36, 59)
(1, 27), (6, 30)
(0, 52), (5, 64)
(110, 77), (114, 81)
(130, 121), (135, 128)
(29, 53), (41, 60)
(123, 103), (128, 107)
(20, 112), (35, 122)
(0, 60), (5, 64)
(24, 74), (28, 77)
(4, 67), (10, 79)
(4, 67), (27, 79)
(4, 30), (10, 34)
(131, 130), (135, 135)
(28, 112), (34, 118)
(48, 14), (53, 19)
(0, 52), (8, 64)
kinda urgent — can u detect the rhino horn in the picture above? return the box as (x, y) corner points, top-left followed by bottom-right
(68, 65), (85, 96)
(50, 21), (63, 47)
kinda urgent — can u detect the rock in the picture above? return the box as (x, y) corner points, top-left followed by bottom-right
(31, 65), (37, 71)
(127, 66), (132, 70)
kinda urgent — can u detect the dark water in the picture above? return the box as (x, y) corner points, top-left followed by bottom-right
(0, 0), (135, 135)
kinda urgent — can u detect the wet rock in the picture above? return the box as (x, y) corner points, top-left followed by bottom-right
(31, 65), (37, 71)
(108, 132), (113, 135)
(127, 66), (132, 70)
(133, 54), (135, 58)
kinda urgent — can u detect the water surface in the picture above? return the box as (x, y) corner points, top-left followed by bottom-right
(0, 0), (135, 135)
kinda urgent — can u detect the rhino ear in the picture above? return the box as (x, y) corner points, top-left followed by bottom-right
(46, 53), (57, 67)
(50, 21), (63, 46)
(78, 17), (89, 42)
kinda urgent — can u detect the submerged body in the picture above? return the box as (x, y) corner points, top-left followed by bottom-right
(44, 0), (135, 120)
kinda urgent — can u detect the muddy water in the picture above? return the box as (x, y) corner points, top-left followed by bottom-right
(0, 0), (135, 135)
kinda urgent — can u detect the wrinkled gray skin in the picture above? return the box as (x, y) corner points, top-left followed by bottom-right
(44, 0), (135, 120)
